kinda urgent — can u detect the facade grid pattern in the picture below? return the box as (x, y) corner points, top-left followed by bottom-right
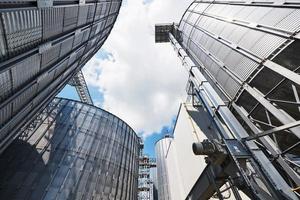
(0, 0), (122, 154)
(179, 0), (300, 158)
(0, 98), (139, 200)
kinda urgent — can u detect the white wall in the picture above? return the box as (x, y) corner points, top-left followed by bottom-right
(155, 103), (250, 200)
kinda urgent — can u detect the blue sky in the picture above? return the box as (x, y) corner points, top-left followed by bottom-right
(58, 0), (193, 157)
(57, 51), (176, 157)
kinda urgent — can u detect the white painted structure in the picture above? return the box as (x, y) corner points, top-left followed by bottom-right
(155, 103), (250, 200)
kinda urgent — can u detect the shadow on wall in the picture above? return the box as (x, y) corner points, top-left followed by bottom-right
(0, 98), (139, 200)
(0, 100), (84, 200)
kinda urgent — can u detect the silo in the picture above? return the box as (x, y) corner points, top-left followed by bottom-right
(0, 98), (140, 200)
(155, 136), (173, 200)
(178, 0), (300, 153)
(0, 0), (122, 153)
(154, 1), (300, 198)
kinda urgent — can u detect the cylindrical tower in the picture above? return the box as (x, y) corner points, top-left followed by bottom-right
(0, 98), (139, 200)
(155, 136), (173, 200)
(178, 0), (300, 152)
(0, 0), (122, 153)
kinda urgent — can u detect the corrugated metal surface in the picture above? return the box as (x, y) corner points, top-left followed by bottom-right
(59, 35), (74, 57)
(12, 83), (37, 114)
(87, 5), (96, 23)
(95, 2), (111, 20)
(178, 0), (300, 163)
(179, 1), (297, 101)
(77, 5), (89, 27)
(0, 98), (139, 200)
(53, 58), (69, 79)
(41, 43), (61, 69)
(0, 22), (7, 59)
(0, 0), (122, 157)
(63, 6), (79, 32)
(155, 137), (173, 200)
(0, 70), (12, 102)
(0, 103), (12, 128)
(1, 9), (42, 55)
(73, 30), (84, 48)
(11, 54), (41, 91)
(42, 7), (64, 40)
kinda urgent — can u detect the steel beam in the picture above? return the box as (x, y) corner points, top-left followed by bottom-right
(169, 33), (298, 200)
(69, 70), (93, 105)
(244, 85), (300, 139)
(244, 120), (300, 141)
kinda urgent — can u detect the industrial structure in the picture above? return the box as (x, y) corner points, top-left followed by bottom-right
(0, 0), (122, 154)
(138, 141), (157, 200)
(0, 98), (140, 200)
(155, 135), (172, 200)
(155, 104), (250, 200)
(155, 0), (300, 199)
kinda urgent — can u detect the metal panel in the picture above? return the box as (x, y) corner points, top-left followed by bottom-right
(73, 30), (84, 48)
(41, 43), (61, 69)
(94, 2), (111, 20)
(1, 9), (42, 55)
(0, 98), (140, 200)
(53, 58), (69, 78)
(0, 103), (12, 128)
(41, 7), (64, 40)
(0, 0), (122, 158)
(59, 35), (74, 57)
(155, 137), (172, 200)
(250, 33), (286, 59)
(0, 22), (7, 59)
(12, 83), (37, 115)
(110, 2), (121, 14)
(63, 6), (79, 32)
(11, 54), (40, 91)
(77, 5), (89, 27)
(275, 9), (300, 32)
(87, 4), (96, 23)
(37, 69), (55, 92)
(0, 70), (12, 102)
(81, 27), (91, 46)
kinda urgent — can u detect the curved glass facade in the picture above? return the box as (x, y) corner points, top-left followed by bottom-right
(178, 0), (300, 153)
(0, 0), (122, 153)
(0, 98), (139, 200)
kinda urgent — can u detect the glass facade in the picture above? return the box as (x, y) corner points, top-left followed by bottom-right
(0, 98), (140, 200)
(0, 0), (122, 153)
(178, 0), (300, 153)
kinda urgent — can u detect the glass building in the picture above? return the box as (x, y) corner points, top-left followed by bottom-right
(0, 98), (140, 200)
(0, 0), (122, 153)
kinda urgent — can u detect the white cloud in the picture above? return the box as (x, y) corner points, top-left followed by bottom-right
(83, 0), (193, 138)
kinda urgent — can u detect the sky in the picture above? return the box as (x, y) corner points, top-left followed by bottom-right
(59, 0), (194, 157)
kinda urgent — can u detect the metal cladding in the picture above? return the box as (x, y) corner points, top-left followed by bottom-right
(0, 0), (122, 154)
(178, 0), (300, 153)
(0, 98), (140, 200)
(155, 136), (173, 200)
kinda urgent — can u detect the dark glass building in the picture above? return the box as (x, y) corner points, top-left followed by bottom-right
(0, 0), (122, 153)
(0, 98), (140, 200)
